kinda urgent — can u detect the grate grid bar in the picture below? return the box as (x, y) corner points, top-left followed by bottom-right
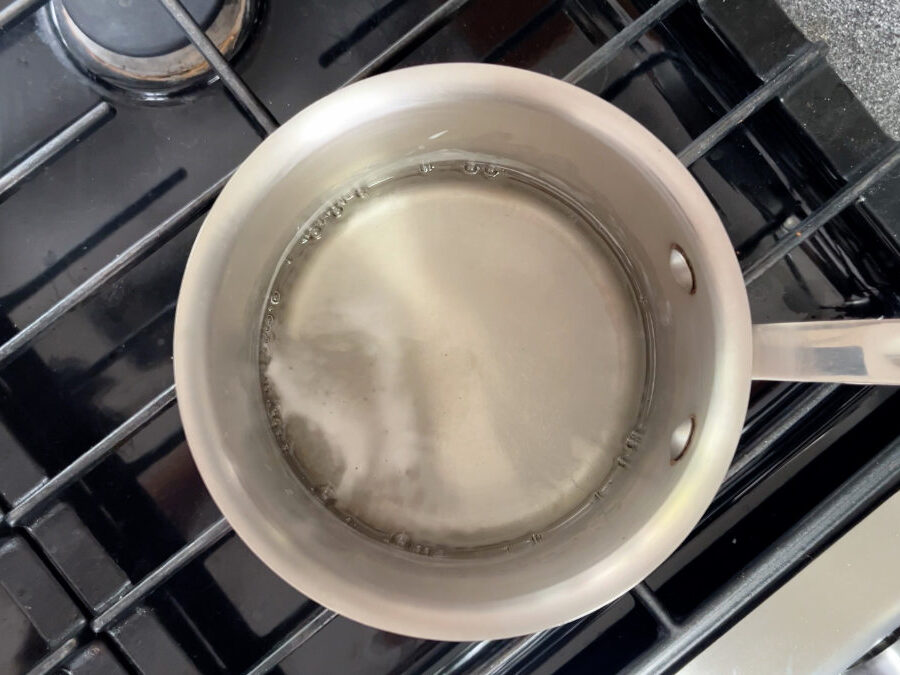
(723, 384), (840, 489)
(343, 0), (476, 86)
(25, 638), (78, 675)
(243, 606), (338, 675)
(678, 42), (826, 167)
(563, 0), (684, 84)
(91, 516), (232, 632)
(466, 632), (552, 675)
(742, 144), (900, 285)
(0, 172), (230, 369)
(0, 0), (47, 30)
(3, 385), (177, 526)
(156, 0), (278, 135)
(631, 582), (679, 635)
(0, 102), (113, 202)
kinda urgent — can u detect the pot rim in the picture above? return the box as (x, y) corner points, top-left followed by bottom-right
(174, 63), (752, 640)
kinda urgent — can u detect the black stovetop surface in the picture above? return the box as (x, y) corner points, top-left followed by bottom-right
(1, 0), (898, 673)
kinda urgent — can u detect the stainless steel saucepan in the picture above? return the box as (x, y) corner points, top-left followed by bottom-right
(173, 64), (900, 641)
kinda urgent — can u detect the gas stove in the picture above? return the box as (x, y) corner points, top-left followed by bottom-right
(0, 0), (898, 673)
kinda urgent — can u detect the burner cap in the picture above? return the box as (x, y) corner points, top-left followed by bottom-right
(60, 0), (221, 57)
(50, 0), (254, 95)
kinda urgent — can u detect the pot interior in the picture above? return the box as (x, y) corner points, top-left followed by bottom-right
(261, 154), (652, 553)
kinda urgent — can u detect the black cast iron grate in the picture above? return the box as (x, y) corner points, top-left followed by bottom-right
(0, 0), (898, 673)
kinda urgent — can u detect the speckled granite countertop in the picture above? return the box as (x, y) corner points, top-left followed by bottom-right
(777, 0), (899, 138)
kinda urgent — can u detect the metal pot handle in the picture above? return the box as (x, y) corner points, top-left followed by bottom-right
(752, 319), (900, 385)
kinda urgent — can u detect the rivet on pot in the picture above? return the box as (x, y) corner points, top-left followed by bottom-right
(669, 245), (696, 294)
(670, 416), (695, 463)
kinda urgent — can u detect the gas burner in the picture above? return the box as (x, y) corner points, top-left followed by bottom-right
(49, 0), (255, 95)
